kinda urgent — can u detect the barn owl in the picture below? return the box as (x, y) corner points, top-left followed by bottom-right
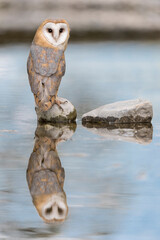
(27, 19), (70, 111)
(27, 124), (68, 223)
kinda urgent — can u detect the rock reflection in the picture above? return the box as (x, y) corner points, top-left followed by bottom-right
(83, 123), (153, 144)
(27, 123), (76, 223)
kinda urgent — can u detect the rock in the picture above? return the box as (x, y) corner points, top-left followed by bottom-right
(82, 99), (153, 125)
(83, 123), (153, 145)
(35, 122), (77, 142)
(36, 97), (77, 123)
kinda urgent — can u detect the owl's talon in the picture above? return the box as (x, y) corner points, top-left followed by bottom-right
(55, 100), (63, 110)
(54, 99), (67, 110)
(56, 104), (63, 110)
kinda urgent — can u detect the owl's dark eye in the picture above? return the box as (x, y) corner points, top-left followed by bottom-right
(59, 28), (64, 33)
(48, 28), (53, 33)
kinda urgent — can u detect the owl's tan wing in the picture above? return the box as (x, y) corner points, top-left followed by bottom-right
(27, 53), (40, 95)
(30, 44), (63, 77)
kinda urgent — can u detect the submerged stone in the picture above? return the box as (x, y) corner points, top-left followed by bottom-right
(83, 123), (153, 145)
(35, 122), (77, 141)
(82, 99), (153, 124)
(36, 97), (77, 123)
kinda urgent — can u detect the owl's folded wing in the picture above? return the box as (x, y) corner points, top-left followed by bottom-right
(27, 53), (39, 94)
(30, 44), (63, 77)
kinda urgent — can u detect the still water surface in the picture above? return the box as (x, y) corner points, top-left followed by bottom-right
(0, 42), (160, 239)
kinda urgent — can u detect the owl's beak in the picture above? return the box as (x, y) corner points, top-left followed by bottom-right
(54, 32), (59, 42)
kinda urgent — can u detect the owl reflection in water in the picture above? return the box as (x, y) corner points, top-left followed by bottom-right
(27, 125), (68, 223)
(27, 19), (70, 111)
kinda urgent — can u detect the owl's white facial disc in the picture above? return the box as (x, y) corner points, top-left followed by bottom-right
(43, 22), (68, 47)
(42, 194), (68, 221)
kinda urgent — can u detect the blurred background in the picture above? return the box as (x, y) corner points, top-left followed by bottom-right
(1, 0), (160, 42)
(1, 1), (160, 240)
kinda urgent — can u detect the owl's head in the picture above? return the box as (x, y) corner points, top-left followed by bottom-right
(33, 19), (70, 50)
(33, 192), (68, 223)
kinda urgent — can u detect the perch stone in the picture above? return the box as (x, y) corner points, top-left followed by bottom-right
(36, 97), (77, 123)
